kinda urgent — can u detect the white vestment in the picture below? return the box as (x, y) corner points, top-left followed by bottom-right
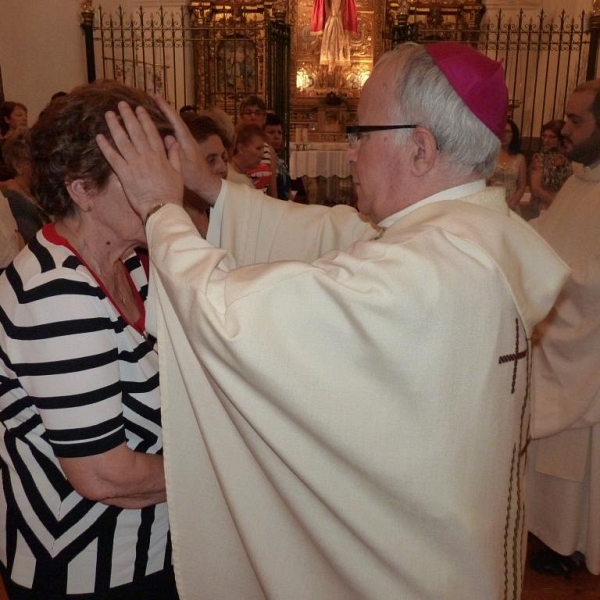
(528, 162), (600, 574)
(148, 182), (568, 600)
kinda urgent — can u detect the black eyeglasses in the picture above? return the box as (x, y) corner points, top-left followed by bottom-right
(346, 124), (417, 147)
(242, 109), (266, 117)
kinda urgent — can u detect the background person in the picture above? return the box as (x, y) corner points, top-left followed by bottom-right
(0, 101), (28, 139)
(0, 190), (23, 274)
(99, 42), (568, 600)
(198, 106), (236, 158)
(488, 118), (527, 211)
(0, 81), (178, 600)
(527, 79), (600, 579)
(0, 101), (28, 182)
(527, 119), (572, 219)
(226, 122), (266, 189)
(264, 112), (293, 201)
(0, 129), (49, 242)
(239, 94), (278, 197)
(180, 112), (228, 236)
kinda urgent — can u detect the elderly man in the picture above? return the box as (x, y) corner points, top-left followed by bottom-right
(527, 79), (600, 577)
(99, 43), (568, 600)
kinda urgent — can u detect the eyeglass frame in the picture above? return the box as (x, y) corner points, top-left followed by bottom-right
(345, 124), (418, 147)
(241, 109), (266, 117)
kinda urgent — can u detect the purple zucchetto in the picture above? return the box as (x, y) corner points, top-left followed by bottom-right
(425, 42), (508, 140)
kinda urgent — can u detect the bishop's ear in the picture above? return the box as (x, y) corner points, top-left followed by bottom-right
(410, 126), (438, 176)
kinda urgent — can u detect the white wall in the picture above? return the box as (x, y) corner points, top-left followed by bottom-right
(0, 0), (123, 123)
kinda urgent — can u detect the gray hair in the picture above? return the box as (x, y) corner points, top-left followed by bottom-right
(374, 43), (500, 178)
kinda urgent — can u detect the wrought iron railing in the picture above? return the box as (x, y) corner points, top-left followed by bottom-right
(389, 8), (599, 154)
(81, 5), (600, 156)
(80, 3), (291, 125)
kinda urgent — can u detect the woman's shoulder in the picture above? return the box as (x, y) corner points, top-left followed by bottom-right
(8, 229), (96, 291)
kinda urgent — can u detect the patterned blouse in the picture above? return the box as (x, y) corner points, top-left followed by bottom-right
(488, 153), (526, 205)
(529, 149), (572, 213)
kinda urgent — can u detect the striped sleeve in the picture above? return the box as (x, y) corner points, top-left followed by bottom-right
(1, 257), (127, 458)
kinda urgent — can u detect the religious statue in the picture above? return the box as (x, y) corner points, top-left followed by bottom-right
(310, 0), (357, 68)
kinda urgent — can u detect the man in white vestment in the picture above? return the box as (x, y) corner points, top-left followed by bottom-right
(527, 79), (600, 577)
(98, 42), (569, 600)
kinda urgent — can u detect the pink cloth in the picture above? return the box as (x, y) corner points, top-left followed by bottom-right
(311, 0), (357, 33)
(310, 0), (326, 33)
(342, 0), (357, 33)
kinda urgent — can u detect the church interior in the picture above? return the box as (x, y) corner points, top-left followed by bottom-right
(0, 0), (599, 598)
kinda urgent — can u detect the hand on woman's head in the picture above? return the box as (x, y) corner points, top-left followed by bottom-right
(153, 95), (224, 205)
(97, 102), (184, 221)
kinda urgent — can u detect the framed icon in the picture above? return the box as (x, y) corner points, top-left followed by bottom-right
(217, 38), (257, 94)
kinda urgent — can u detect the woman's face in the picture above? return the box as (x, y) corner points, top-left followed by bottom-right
(6, 106), (28, 133)
(264, 124), (283, 153)
(199, 134), (228, 179)
(541, 128), (559, 151)
(502, 123), (513, 148)
(87, 173), (146, 245)
(238, 135), (264, 169)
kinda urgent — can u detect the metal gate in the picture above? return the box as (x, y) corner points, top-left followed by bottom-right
(81, 3), (291, 124)
(81, 5), (600, 155)
(391, 8), (597, 154)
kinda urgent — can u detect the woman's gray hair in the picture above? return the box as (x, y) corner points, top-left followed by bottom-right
(374, 43), (500, 178)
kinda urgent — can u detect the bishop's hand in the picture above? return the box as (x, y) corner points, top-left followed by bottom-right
(97, 100), (184, 224)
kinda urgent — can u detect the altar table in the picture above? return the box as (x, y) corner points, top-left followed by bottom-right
(289, 142), (356, 206)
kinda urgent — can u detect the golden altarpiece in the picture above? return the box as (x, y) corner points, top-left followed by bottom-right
(187, 0), (487, 141)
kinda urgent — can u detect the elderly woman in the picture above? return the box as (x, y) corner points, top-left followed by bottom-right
(1, 129), (48, 242)
(0, 82), (178, 599)
(226, 122), (266, 189)
(180, 113), (228, 237)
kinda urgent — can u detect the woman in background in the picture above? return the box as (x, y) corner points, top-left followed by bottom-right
(181, 112), (229, 236)
(1, 129), (48, 242)
(0, 81), (178, 600)
(0, 191), (23, 274)
(0, 101), (28, 181)
(528, 119), (572, 219)
(488, 119), (527, 212)
(227, 122), (266, 189)
(0, 101), (28, 139)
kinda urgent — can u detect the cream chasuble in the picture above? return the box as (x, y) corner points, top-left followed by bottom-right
(528, 162), (600, 573)
(148, 184), (568, 599)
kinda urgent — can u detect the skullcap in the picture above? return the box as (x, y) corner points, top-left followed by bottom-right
(425, 42), (508, 139)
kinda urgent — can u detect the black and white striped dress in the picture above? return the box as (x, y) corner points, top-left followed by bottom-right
(0, 225), (172, 597)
